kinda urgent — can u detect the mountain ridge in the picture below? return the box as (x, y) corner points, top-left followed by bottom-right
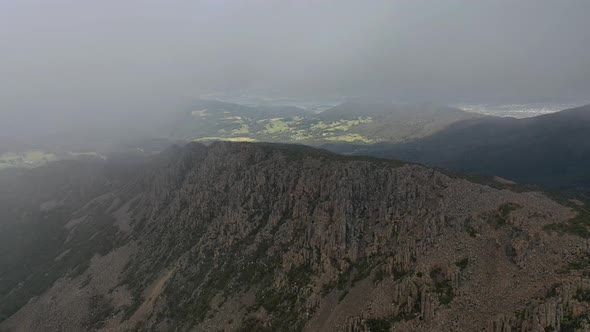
(2, 142), (590, 331)
(324, 103), (590, 194)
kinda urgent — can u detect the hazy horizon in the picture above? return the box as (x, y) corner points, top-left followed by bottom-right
(1, 0), (590, 137)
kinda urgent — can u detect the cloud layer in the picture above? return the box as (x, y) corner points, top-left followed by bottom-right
(1, 0), (589, 135)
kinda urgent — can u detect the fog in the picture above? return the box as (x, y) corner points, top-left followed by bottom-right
(1, 0), (589, 136)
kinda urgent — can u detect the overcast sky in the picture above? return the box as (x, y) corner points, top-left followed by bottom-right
(1, 0), (589, 134)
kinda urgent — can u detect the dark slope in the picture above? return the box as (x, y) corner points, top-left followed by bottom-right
(0, 157), (145, 321)
(325, 104), (590, 193)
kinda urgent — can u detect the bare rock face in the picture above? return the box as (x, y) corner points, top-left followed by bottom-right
(2, 142), (590, 332)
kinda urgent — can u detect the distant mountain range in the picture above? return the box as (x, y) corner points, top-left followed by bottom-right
(324, 104), (590, 194)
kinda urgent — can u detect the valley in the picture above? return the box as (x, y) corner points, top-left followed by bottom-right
(172, 99), (481, 146)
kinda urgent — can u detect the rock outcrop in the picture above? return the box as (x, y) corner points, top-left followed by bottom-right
(1, 142), (590, 331)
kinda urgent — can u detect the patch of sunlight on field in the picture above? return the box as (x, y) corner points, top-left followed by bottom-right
(331, 117), (373, 131)
(0, 150), (58, 169)
(262, 118), (292, 134)
(310, 121), (329, 130)
(311, 117), (373, 132)
(232, 124), (250, 134)
(324, 134), (375, 143)
(223, 115), (244, 124)
(291, 131), (312, 140)
(194, 137), (259, 142)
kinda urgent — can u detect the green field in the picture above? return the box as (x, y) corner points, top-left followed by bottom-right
(324, 133), (375, 143)
(194, 137), (259, 142)
(189, 114), (377, 145)
(0, 150), (58, 169)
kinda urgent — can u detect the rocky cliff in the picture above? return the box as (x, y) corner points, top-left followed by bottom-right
(1, 142), (590, 332)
